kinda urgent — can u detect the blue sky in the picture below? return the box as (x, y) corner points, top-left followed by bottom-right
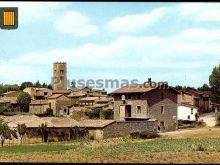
(0, 2), (220, 92)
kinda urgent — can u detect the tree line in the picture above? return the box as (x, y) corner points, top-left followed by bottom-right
(0, 81), (52, 95)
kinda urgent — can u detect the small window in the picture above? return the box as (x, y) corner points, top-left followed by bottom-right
(137, 106), (141, 114)
(60, 70), (64, 74)
(191, 108), (193, 115)
(127, 95), (131, 100)
(137, 95), (141, 99)
(161, 92), (164, 99)
(188, 115), (190, 119)
(160, 121), (165, 127)
(161, 106), (164, 114)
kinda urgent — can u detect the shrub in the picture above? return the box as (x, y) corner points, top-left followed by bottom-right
(130, 132), (141, 139)
(102, 109), (114, 119)
(85, 108), (101, 119)
(140, 130), (160, 139)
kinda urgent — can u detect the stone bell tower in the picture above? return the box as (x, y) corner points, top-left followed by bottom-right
(52, 62), (67, 90)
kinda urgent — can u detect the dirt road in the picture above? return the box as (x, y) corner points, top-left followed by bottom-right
(199, 112), (216, 127)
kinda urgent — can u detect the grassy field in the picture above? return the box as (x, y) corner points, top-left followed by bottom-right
(1, 128), (220, 163)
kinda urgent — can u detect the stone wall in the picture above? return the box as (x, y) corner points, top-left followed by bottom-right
(113, 100), (149, 120)
(102, 120), (158, 139)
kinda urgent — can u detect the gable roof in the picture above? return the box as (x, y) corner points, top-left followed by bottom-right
(47, 94), (64, 99)
(0, 115), (79, 128)
(111, 84), (180, 94)
(79, 119), (115, 128)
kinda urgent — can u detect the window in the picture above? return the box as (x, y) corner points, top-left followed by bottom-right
(161, 106), (164, 114)
(188, 115), (190, 119)
(60, 70), (64, 74)
(161, 92), (164, 99)
(127, 95), (131, 100)
(137, 106), (141, 114)
(160, 121), (165, 127)
(191, 108), (193, 115)
(137, 95), (141, 99)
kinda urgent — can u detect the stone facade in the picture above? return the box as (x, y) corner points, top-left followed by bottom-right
(112, 87), (179, 132)
(85, 120), (158, 140)
(53, 62), (67, 90)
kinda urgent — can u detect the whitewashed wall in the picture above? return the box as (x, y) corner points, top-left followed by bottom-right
(177, 105), (198, 121)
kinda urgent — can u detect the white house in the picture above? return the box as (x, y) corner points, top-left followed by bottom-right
(177, 103), (198, 121)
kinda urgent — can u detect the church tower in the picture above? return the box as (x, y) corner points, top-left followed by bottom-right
(53, 62), (67, 90)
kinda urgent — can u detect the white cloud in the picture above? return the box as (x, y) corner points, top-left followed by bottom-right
(179, 3), (220, 22)
(55, 11), (99, 36)
(106, 7), (168, 33)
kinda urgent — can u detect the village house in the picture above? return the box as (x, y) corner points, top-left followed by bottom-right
(111, 79), (180, 132)
(47, 94), (72, 116)
(29, 100), (50, 114)
(177, 103), (198, 121)
(79, 119), (158, 140)
(23, 87), (52, 100)
(0, 115), (79, 144)
(177, 90), (198, 121)
(184, 89), (213, 113)
(1, 91), (21, 97)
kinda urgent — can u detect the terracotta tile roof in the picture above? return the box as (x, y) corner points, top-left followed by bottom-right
(0, 97), (17, 104)
(0, 115), (79, 128)
(68, 91), (86, 98)
(79, 97), (99, 101)
(3, 91), (19, 95)
(79, 119), (115, 128)
(52, 90), (71, 94)
(30, 100), (49, 105)
(111, 84), (154, 94)
(47, 94), (63, 99)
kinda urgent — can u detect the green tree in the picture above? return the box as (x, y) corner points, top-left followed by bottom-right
(0, 103), (13, 114)
(17, 92), (31, 112)
(47, 84), (53, 90)
(20, 82), (33, 90)
(0, 119), (18, 147)
(17, 123), (26, 144)
(209, 64), (220, 104)
(198, 83), (210, 91)
(174, 85), (183, 90)
(38, 123), (48, 142)
(34, 80), (42, 88)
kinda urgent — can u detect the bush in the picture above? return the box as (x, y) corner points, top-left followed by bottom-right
(85, 108), (101, 119)
(130, 132), (141, 139)
(130, 130), (160, 139)
(102, 109), (114, 119)
(140, 130), (160, 139)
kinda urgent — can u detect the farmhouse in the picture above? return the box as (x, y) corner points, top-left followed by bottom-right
(0, 115), (79, 144)
(177, 103), (198, 121)
(79, 119), (158, 140)
(111, 79), (180, 132)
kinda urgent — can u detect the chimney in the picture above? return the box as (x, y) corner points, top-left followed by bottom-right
(148, 78), (152, 87)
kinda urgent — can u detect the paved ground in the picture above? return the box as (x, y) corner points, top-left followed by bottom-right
(199, 112), (217, 127)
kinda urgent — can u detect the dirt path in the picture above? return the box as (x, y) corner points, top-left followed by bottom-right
(199, 112), (216, 127)
(160, 127), (220, 139)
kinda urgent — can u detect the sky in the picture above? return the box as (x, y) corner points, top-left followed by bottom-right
(0, 2), (220, 92)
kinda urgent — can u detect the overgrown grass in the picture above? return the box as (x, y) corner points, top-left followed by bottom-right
(1, 138), (220, 155)
(1, 134), (220, 163)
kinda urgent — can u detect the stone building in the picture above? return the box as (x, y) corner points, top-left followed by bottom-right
(111, 82), (180, 132)
(53, 62), (67, 90)
(79, 119), (158, 140)
(47, 94), (71, 116)
(29, 100), (50, 114)
(23, 87), (52, 100)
